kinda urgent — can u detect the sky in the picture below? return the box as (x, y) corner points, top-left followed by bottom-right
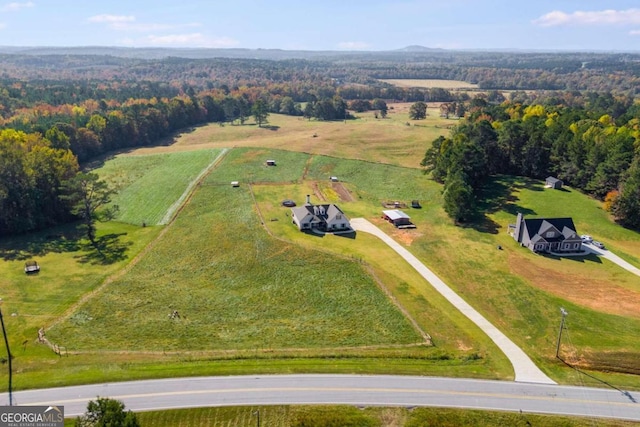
(1, 0), (640, 51)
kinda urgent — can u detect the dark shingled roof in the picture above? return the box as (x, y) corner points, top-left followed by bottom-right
(523, 217), (577, 237)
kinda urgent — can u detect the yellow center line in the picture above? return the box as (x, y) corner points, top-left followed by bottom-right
(25, 387), (636, 408)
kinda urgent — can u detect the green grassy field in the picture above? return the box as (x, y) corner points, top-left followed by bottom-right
(47, 169), (423, 352)
(2, 103), (640, 427)
(249, 155), (640, 386)
(96, 149), (223, 225)
(66, 405), (639, 426)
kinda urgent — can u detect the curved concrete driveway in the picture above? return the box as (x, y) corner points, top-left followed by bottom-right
(351, 218), (555, 385)
(583, 243), (640, 278)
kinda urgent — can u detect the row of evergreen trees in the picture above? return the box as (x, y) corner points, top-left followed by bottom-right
(422, 100), (640, 228)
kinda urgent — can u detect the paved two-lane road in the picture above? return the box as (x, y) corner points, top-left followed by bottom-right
(5, 375), (640, 421)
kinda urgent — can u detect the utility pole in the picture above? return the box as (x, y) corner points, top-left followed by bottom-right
(0, 299), (12, 406)
(555, 307), (568, 359)
(253, 409), (260, 427)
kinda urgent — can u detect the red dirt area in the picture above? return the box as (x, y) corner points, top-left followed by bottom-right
(508, 253), (640, 319)
(332, 182), (354, 202)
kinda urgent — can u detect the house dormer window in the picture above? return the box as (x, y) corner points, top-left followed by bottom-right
(545, 231), (555, 238)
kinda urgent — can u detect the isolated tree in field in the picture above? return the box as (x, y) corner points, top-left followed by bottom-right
(252, 98), (269, 127)
(76, 397), (140, 427)
(303, 102), (315, 120)
(409, 101), (427, 120)
(60, 172), (118, 245)
(372, 98), (388, 118)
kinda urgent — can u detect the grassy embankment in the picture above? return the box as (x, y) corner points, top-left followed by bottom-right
(65, 405), (640, 427)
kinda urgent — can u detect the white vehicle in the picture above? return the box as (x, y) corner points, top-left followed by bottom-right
(581, 234), (593, 243)
(592, 241), (605, 249)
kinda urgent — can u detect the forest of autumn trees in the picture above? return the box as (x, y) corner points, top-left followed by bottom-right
(1, 51), (640, 236)
(422, 93), (640, 228)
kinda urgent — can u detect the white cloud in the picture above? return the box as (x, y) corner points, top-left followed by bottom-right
(1, 1), (34, 12)
(88, 14), (200, 32)
(337, 41), (370, 50)
(124, 33), (239, 48)
(631, 29), (640, 35)
(88, 14), (135, 24)
(0, 22), (5, 29)
(533, 9), (640, 27)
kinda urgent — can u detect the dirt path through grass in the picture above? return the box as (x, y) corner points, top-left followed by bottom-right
(159, 148), (229, 224)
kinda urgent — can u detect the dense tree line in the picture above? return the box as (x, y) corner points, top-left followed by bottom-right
(1, 50), (639, 97)
(422, 96), (640, 228)
(0, 129), (78, 235)
(0, 84), (360, 235)
(2, 49), (640, 236)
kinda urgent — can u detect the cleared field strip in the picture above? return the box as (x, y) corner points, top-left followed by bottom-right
(98, 149), (224, 226)
(380, 79), (479, 89)
(160, 148), (229, 224)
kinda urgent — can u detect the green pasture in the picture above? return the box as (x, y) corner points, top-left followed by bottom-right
(208, 147), (310, 184)
(47, 173), (423, 351)
(97, 149), (223, 225)
(246, 151), (640, 387)
(66, 405), (638, 426)
(2, 106), (640, 398)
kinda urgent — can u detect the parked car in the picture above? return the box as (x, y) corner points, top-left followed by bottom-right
(281, 199), (296, 207)
(581, 234), (593, 243)
(592, 241), (605, 249)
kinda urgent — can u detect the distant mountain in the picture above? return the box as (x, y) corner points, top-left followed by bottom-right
(396, 45), (444, 52)
(0, 45), (456, 61)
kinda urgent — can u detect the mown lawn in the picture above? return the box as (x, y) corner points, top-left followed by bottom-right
(97, 149), (223, 225)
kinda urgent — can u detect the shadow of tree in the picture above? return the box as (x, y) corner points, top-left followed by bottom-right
(0, 225), (84, 261)
(76, 233), (132, 265)
(261, 125), (280, 131)
(457, 176), (544, 234)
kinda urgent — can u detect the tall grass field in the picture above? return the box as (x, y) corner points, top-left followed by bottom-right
(97, 149), (223, 225)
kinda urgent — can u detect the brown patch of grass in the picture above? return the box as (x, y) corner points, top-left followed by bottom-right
(576, 351), (640, 376)
(119, 108), (449, 169)
(332, 182), (354, 202)
(390, 229), (423, 246)
(508, 252), (640, 319)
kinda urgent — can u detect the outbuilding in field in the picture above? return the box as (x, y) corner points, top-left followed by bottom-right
(545, 176), (563, 189)
(382, 209), (416, 229)
(330, 176), (339, 182)
(231, 181), (239, 187)
(266, 160), (276, 166)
